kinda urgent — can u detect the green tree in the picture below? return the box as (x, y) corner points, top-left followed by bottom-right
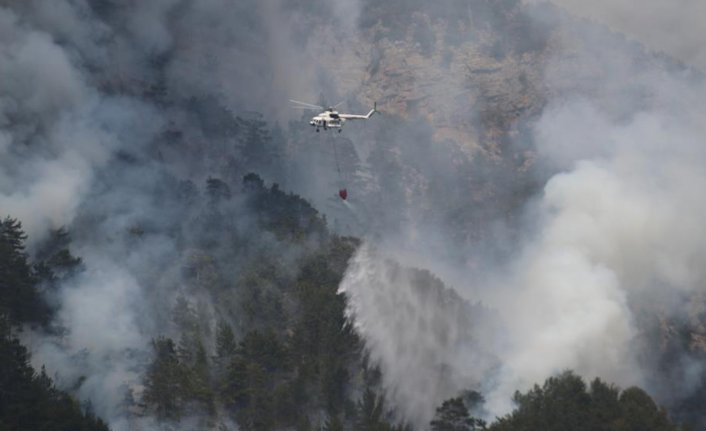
(181, 337), (215, 415)
(221, 330), (288, 430)
(143, 337), (184, 420)
(356, 388), (386, 431)
(234, 362), (275, 431)
(0, 315), (109, 430)
(489, 372), (682, 431)
(588, 378), (621, 430)
(237, 114), (283, 180)
(33, 227), (83, 284)
(0, 217), (49, 325)
(206, 177), (232, 203)
(216, 320), (237, 359)
(291, 249), (359, 416)
(221, 355), (249, 409)
(431, 397), (485, 431)
(614, 387), (677, 431)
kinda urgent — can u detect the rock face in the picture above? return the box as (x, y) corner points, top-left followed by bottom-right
(309, 1), (692, 155)
(305, 2), (706, 426)
(289, 2), (560, 256)
(313, 3), (549, 155)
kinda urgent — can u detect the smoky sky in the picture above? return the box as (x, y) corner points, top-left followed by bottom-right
(339, 0), (706, 427)
(3, 0), (706, 430)
(0, 1), (364, 429)
(533, 0), (706, 72)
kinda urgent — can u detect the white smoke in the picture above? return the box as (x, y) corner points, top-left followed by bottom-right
(0, 2), (166, 428)
(0, 5), (162, 243)
(339, 244), (502, 425)
(338, 4), (706, 428)
(341, 88), (706, 425)
(532, 0), (706, 72)
(483, 68), (706, 409)
(27, 258), (147, 421)
(4, 0), (706, 428)
(1, 1), (365, 428)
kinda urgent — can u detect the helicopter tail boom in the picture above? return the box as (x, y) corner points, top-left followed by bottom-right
(364, 102), (377, 118)
(339, 102), (378, 120)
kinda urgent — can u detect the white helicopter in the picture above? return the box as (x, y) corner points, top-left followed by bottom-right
(290, 99), (377, 132)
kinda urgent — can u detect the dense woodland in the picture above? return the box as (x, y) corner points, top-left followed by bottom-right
(0, 0), (702, 430)
(0, 172), (686, 430)
(0, 217), (108, 430)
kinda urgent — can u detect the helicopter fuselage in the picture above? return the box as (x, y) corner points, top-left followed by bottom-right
(310, 110), (344, 130)
(289, 100), (376, 132)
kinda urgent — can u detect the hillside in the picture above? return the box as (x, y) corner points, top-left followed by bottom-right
(0, 1), (705, 430)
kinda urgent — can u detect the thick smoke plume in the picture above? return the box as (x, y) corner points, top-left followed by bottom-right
(3, 0), (706, 429)
(338, 1), (706, 427)
(339, 244), (502, 425)
(1, 0), (363, 429)
(0, 5), (157, 243)
(533, 0), (706, 72)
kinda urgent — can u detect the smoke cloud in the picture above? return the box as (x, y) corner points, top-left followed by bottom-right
(338, 1), (706, 427)
(532, 0), (706, 72)
(3, 0), (706, 429)
(339, 244), (502, 425)
(0, 1), (368, 428)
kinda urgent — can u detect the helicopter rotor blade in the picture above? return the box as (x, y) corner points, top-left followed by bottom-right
(289, 99), (324, 109)
(332, 100), (346, 109)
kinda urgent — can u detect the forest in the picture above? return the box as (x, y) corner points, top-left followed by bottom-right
(1, 0), (705, 430)
(0, 171), (686, 430)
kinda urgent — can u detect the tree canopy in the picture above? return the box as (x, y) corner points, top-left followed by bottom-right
(487, 372), (682, 431)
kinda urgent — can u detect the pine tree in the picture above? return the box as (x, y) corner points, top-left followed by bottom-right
(143, 337), (184, 420)
(430, 397), (481, 431)
(489, 372), (682, 431)
(0, 315), (109, 430)
(615, 387), (677, 431)
(207, 177), (232, 203)
(216, 320), (237, 359)
(356, 388), (385, 431)
(0, 217), (49, 324)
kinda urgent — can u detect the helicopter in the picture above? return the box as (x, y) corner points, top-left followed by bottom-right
(289, 99), (377, 132)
